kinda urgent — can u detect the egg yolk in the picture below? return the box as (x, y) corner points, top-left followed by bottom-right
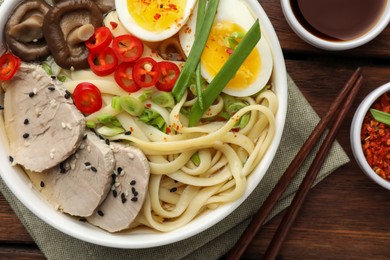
(201, 22), (260, 91)
(127, 0), (186, 32)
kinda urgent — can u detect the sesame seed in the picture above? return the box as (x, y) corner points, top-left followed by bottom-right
(117, 167), (123, 175)
(84, 162), (91, 166)
(28, 92), (35, 98)
(91, 166), (97, 173)
(112, 190), (118, 198)
(23, 133), (29, 139)
(40, 181), (45, 188)
(131, 197), (138, 202)
(97, 210), (104, 216)
(170, 187), (178, 193)
(128, 152), (134, 159)
(64, 90), (71, 99)
(50, 76), (56, 80)
(61, 122), (66, 129)
(79, 218), (87, 222)
(48, 86), (55, 91)
(132, 187), (138, 196)
(130, 180), (136, 186)
(122, 197), (127, 204)
(24, 119), (29, 125)
(121, 193), (127, 203)
(105, 139), (110, 145)
(9, 156), (14, 162)
(83, 134), (88, 140)
(124, 131), (132, 136)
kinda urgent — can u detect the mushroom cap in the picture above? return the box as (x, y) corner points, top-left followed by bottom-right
(42, 0), (103, 70)
(5, 0), (51, 62)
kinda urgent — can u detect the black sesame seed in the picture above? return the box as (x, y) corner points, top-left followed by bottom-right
(91, 166), (98, 173)
(28, 92), (35, 98)
(122, 197), (127, 204)
(40, 181), (45, 188)
(112, 190), (118, 198)
(50, 76), (56, 80)
(105, 139), (110, 145)
(130, 180), (136, 186)
(117, 167), (123, 174)
(84, 162), (91, 166)
(121, 193), (126, 199)
(23, 118), (29, 125)
(48, 86), (55, 91)
(83, 134), (88, 140)
(174, 180), (178, 183)
(9, 156), (14, 162)
(170, 187), (178, 193)
(131, 197), (138, 202)
(0, 105), (4, 110)
(97, 210), (104, 216)
(124, 131), (132, 136)
(79, 218), (87, 222)
(64, 90), (71, 99)
(131, 187), (139, 197)
(23, 133), (29, 139)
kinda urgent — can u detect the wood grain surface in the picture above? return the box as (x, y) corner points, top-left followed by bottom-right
(1, 1), (390, 259)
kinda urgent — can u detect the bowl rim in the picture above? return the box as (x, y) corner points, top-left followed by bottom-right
(0, 0), (288, 248)
(280, 0), (390, 51)
(350, 82), (390, 190)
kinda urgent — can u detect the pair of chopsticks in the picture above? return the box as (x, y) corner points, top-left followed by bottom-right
(224, 68), (363, 260)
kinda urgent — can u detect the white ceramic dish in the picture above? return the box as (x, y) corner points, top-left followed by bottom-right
(280, 0), (390, 51)
(0, 0), (287, 248)
(350, 82), (390, 190)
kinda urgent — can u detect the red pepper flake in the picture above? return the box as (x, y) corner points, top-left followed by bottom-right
(361, 92), (390, 181)
(110, 21), (118, 29)
(145, 103), (152, 108)
(154, 13), (161, 20)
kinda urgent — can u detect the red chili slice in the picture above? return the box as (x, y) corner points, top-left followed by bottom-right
(87, 47), (118, 76)
(0, 53), (21, 81)
(133, 57), (161, 88)
(114, 62), (141, 93)
(72, 82), (102, 114)
(85, 27), (113, 53)
(156, 61), (180, 92)
(112, 35), (144, 63)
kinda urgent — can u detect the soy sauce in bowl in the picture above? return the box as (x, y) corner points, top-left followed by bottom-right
(290, 0), (387, 42)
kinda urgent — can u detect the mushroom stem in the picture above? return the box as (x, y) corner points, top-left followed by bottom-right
(9, 14), (44, 43)
(67, 24), (95, 46)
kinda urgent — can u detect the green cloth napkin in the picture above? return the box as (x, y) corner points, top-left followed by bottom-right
(0, 75), (350, 259)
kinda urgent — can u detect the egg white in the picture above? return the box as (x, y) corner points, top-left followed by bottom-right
(179, 0), (273, 97)
(115, 0), (197, 42)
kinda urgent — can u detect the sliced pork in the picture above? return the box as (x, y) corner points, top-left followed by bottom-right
(26, 130), (115, 217)
(3, 63), (85, 172)
(87, 143), (150, 232)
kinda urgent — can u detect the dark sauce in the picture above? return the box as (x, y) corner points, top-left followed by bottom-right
(290, 0), (387, 41)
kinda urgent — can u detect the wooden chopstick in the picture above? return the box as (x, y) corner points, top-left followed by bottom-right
(224, 68), (363, 260)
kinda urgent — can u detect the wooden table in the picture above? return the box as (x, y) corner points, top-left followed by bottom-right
(1, 1), (390, 259)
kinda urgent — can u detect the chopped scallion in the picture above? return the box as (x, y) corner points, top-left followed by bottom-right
(188, 19), (261, 126)
(151, 91), (175, 107)
(171, 0), (219, 102)
(96, 126), (125, 137)
(111, 96), (122, 111)
(370, 108), (390, 126)
(119, 96), (144, 116)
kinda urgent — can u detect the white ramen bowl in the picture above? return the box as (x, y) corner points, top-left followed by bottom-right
(0, 0), (287, 248)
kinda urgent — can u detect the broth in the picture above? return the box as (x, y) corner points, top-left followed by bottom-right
(290, 0), (387, 41)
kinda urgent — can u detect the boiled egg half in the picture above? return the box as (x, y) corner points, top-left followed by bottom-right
(179, 0), (273, 97)
(115, 0), (197, 42)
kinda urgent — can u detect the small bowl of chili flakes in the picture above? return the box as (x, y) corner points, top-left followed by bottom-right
(351, 82), (390, 190)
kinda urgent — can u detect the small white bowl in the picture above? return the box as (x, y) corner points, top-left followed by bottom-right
(280, 0), (390, 51)
(350, 82), (390, 190)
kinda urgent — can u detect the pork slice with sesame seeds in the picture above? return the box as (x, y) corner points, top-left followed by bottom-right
(2, 62), (85, 172)
(26, 130), (115, 217)
(87, 143), (150, 232)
